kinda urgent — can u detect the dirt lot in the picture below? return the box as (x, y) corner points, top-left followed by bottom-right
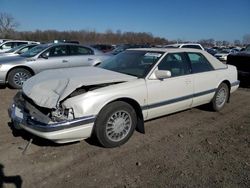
(0, 86), (249, 188)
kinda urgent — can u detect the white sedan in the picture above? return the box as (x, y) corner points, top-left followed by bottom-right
(9, 48), (239, 147)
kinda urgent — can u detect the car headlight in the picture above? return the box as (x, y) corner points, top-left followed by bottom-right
(51, 107), (74, 122)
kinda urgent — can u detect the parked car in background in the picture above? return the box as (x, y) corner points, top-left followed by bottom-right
(0, 40), (39, 52)
(0, 44), (38, 57)
(53, 40), (80, 44)
(164, 43), (205, 50)
(91, 44), (114, 53)
(0, 43), (112, 88)
(214, 48), (239, 62)
(109, 44), (151, 55)
(205, 48), (217, 56)
(9, 48), (239, 147)
(227, 44), (250, 82)
(0, 39), (10, 44)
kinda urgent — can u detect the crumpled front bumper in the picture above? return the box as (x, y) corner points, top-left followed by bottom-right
(8, 92), (96, 143)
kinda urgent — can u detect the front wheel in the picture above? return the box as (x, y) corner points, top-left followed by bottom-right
(94, 101), (137, 148)
(7, 68), (32, 89)
(211, 83), (229, 111)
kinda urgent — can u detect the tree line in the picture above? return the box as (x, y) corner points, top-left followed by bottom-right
(3, 29), (169, 45)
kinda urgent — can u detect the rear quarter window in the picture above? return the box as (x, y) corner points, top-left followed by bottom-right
(187, 53), (214, 73)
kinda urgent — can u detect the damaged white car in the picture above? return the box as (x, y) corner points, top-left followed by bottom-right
(9, 48), (240, 148)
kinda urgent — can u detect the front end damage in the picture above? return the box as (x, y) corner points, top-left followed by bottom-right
(8, 81), (125, 143)
(8, 67), (137, 143)
(9, 91), (95, 143)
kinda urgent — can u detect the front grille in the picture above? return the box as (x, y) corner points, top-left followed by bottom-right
(14, 91), (52, 124)
(22, 93), (51, 115)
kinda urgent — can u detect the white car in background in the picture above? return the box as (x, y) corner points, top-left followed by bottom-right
(9, 48), (239, 148)
(0, 43), (38, 57)
(0, 40), (39, 52)
(165, 43), (205, 50)
(214, 48), (240, 61)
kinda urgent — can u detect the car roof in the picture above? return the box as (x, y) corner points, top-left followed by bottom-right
(36, 43), (103, 54)
(1, 40), (37, 43)
(37, 43), (83, 47)
(127, 47), (204, 53)
(127, 48), (227, 70)
(166, 43), (202, 46)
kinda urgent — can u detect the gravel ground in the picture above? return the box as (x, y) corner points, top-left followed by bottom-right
(0, 86), (249, 188)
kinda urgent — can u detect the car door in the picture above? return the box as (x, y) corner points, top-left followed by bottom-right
(146, 52), (193, 119)
(68, 45), (95, 67)
(186, 52), (217, 107)
(33, 45), (70, 73)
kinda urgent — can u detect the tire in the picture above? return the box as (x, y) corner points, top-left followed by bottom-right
(94, 101), (137, 148)
(7, 68), (32, 89)
(211, 83), (229, 111)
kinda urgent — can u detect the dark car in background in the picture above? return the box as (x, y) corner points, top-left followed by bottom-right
(205, 48), (217, 56)
(227, 44), (250, 83)
(109, 44), (151, 55)
(91, 44), (114, 53)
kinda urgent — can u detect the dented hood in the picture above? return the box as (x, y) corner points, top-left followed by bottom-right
(22, 67), (136, 108)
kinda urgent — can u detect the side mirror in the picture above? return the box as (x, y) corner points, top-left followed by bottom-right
(155, 70), (171, 80)
(41, 52), (49, 59)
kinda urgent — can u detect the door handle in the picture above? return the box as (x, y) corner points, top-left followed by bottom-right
(62, 60), (68, 63)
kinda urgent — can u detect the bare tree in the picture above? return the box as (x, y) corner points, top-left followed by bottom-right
(242, 34), (250, 45)
(0, 12), (19, 38)
(233, 40), (241, 46)
(222, 40), (230, 47)
(198, 38), (215, 47)
(216, 40), (223, 46)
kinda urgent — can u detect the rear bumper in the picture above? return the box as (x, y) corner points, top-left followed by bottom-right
(8, 101), (95, 144)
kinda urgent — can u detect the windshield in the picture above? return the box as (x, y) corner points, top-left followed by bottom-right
(245, 45), (250, 52)
(218, 49), (230, 53)
(20, 44), (49, 57)
(98, 50), (163, 78)
(5, 44), (27, 53)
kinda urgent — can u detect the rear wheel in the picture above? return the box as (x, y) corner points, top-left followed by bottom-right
(7, 68), (32, 89)
(94, 101), (137, 148)
(211, 83), (229, 111)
